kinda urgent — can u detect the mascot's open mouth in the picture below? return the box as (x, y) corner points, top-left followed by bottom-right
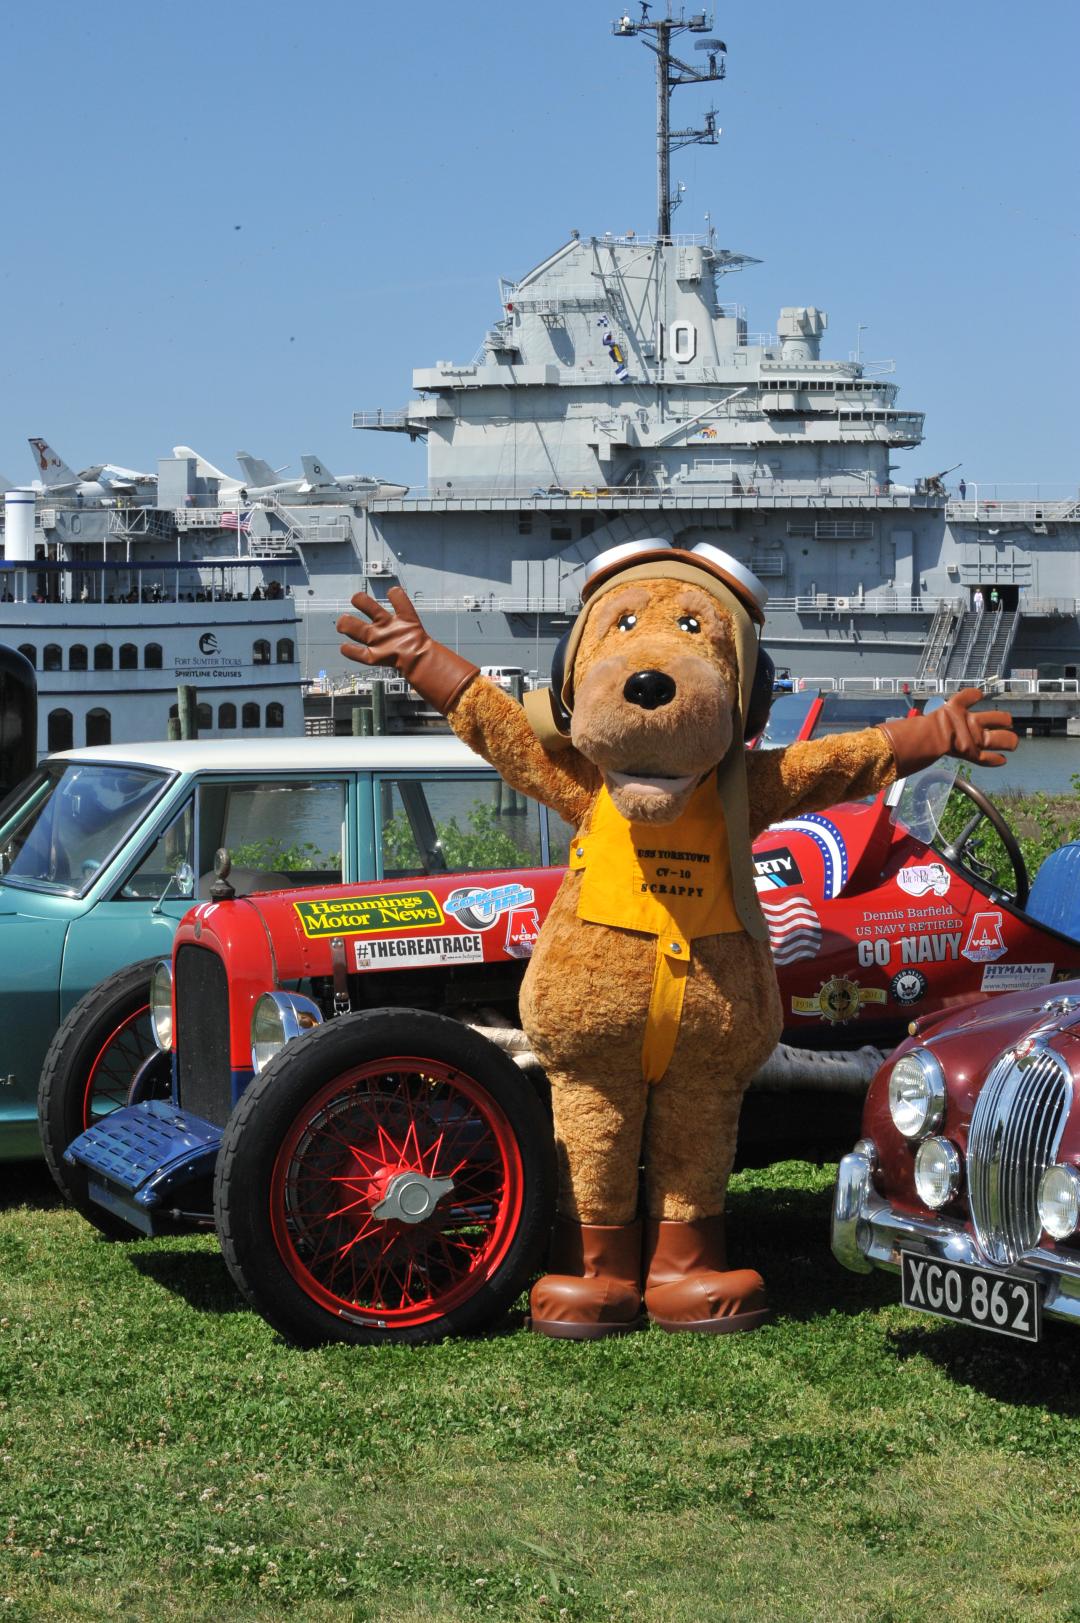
(606, 768), (701, 797)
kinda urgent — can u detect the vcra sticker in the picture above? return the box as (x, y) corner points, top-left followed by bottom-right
(962, 911), (1006, 963)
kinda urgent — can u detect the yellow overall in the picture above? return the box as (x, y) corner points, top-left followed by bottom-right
(573, 777), (741, 1083)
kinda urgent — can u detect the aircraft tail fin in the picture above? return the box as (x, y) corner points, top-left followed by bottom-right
(300, 453), (335, 488)
(29, 438), (77, 488)
(172, 445), (232, 483)
(236, 451), (281, 488)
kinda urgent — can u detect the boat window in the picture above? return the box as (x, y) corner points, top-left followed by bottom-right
(253, 640), (271, 665)
(144, 644), (163, 670)
(47, 709), (73, 752)
(93, 643), (113, 672)
(242, 703), (260, 728)
(218, 702), (237, 729)
(119, 643), (138, 671)
(375, 774), (544, 879)
(266, 703), (284, 729)
(196, 778), (346, 893)
(0, 761), (169, 897)
(43, 645), (62, 673)
(69, 645), (88, 672)
(85, 709), (111, 747)
(17, 644), (35, 669)
(276, 639), (294, 664)
(196, 704), (213, 732)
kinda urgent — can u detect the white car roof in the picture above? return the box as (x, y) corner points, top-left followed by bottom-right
(49, 734), (486, 775)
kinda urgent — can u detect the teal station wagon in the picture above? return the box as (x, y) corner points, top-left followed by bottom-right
(1, 735), (566, 1158)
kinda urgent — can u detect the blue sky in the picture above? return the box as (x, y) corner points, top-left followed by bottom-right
(0, 0), (1076, 496)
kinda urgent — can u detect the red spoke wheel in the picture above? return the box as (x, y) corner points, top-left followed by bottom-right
(38, 957), (171, 1237)
(215, 1009), (556, 1346)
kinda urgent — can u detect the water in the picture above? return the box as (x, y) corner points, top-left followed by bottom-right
(969, 735), (1080, 798)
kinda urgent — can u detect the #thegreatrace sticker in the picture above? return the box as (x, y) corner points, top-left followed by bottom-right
(354, 934), (484, 970)
(294, 892), (445, 938)
(791, 976), (888, 1025)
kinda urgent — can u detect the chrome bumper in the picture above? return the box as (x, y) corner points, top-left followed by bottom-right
(831, 1143), (1080, 1328)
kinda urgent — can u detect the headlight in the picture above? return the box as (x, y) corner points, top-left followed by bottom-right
(1037, 1164), (1080, 1241)
(913, 1136), (962, 1209)
(251, 991), (323, 1073)
(887, 1049), (945, 1140)
(150, 960), (173, 1051)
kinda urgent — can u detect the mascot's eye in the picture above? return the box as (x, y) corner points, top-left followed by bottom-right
(617, 613), (638, 631)
(678, 615), (701, 634)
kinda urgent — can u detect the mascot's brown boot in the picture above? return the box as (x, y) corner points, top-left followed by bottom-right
(644, 1217), (769, 1335)
(529, 1220), (644, 1340)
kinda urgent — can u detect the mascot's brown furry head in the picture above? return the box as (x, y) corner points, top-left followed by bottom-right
(535, 540), (768, 825)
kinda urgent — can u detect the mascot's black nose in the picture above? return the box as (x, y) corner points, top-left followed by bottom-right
(624, 670), (677, 710)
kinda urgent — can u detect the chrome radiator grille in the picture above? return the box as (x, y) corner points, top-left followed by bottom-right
(967, 1046), (1072, 1265)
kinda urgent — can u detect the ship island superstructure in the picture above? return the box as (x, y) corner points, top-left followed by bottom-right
(3, 7), (1080, 752)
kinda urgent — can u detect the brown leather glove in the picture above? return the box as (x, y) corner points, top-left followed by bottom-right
(879, 687), (1018, 776)
(337, 587), (479, 714)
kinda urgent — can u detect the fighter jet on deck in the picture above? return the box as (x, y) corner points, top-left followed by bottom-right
(235, 450), (409, 504)
(28, 438), (157, 503)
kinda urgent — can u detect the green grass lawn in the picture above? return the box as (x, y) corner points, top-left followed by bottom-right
(3, 1159), (1080, 1623)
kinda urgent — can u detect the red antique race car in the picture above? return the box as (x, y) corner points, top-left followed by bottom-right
(46, 695), (1080, 1343)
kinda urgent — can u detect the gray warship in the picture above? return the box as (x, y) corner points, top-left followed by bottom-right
(3, 8), (1079, 753)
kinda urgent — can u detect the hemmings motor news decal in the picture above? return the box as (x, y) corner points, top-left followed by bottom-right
(354, 933), (484, 970)
(980, 962), (1054, 993)
(294, 892), (444, 938)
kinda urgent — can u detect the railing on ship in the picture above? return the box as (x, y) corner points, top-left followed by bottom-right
(794, 676), (1080, 698)
(294, 593), (1080, 619)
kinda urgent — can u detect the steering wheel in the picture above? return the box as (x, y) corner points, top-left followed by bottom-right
(911, 772), (1030, 908)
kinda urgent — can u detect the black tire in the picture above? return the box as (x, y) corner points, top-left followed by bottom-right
(37, 957), (167, 1237)
(214, 1007), (556, 1346)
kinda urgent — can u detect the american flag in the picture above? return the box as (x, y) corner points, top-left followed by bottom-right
(760, 895), (822, 967)
(220, 508), (253, 533)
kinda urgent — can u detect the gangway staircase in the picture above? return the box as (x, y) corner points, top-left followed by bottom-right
(916, 602), (961, 681)
(933, 610), (1020, 684)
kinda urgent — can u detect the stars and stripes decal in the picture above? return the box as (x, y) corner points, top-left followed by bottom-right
(760, 894), (823, 966)
(767, 814), (849, 900)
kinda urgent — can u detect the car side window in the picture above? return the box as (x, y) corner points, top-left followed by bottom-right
(196, 779), (346, 896)
(117, 799), (195, 901)
(376, 775), (543, 878)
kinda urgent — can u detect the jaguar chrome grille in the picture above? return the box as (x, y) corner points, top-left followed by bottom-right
(967, 1046), (1072, 1265)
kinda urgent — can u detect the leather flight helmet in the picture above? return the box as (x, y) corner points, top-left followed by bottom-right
(524, 539), (773, 745)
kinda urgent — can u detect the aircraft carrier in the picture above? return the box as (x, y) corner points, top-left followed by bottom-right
(3, 8), (1079, 752)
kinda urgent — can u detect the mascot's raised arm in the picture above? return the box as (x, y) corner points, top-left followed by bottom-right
(338, 540), (1017, 1341)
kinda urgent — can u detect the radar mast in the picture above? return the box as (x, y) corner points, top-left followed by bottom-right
(613, 6), (727, 240)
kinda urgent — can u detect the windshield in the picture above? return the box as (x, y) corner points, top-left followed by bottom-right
(0, 761), (169, 896)
(888, 759), (961, 845)
(755, 693), (819, 749)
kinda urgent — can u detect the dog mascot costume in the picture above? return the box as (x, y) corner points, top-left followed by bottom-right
(338, 540), (1016, 1339)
